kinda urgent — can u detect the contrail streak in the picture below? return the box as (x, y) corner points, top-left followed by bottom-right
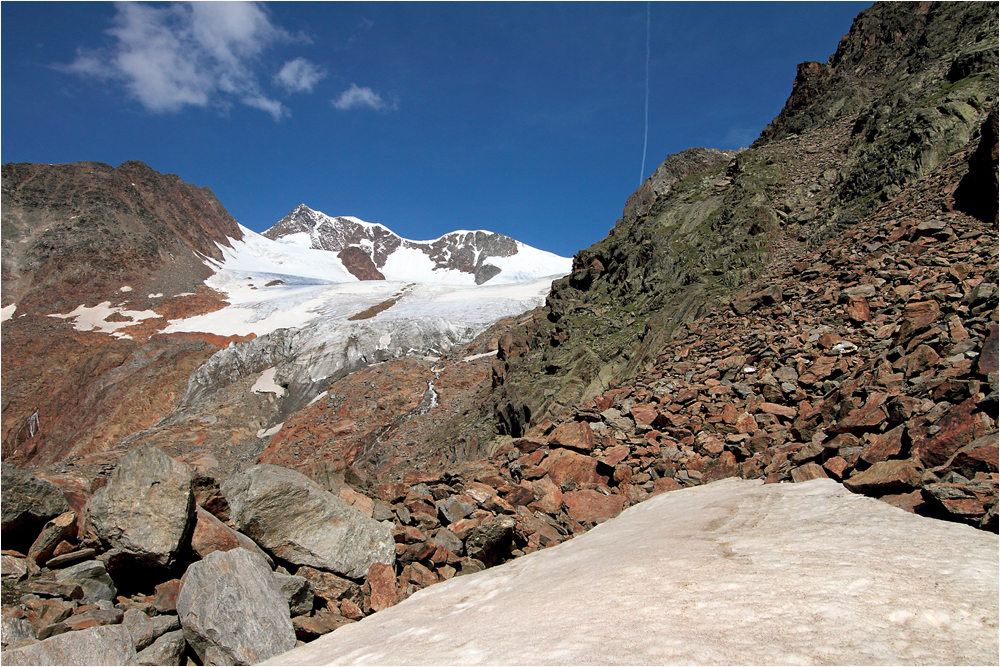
(639, 1), (651, 186)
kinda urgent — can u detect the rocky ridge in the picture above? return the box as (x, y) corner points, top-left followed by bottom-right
(263, 204), (555, 285)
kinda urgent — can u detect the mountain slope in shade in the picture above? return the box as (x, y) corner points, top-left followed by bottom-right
(263, 204), (572, 285)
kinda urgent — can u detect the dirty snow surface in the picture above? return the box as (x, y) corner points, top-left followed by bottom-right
(265, 478), (999, 666)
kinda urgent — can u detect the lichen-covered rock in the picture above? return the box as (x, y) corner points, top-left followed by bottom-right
(1, 625), (138, 666)
(1, 463), (70, 552)
(223, 465), (395, 579)
(176, 548), (296, 666)
(82, 444), (195, 569)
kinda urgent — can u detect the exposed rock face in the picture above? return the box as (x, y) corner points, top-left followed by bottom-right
(176, 548), (296, 666)
(1, 160), (242, 465)
(82, 444), (195, 570)
(1, 464), (69, 552)
(264, 204), (525, 284)
(622, 148), (739, 224)
(223, 465), (395, 579)
(489, 0), (998, 438)
(1, 624), (138, 666)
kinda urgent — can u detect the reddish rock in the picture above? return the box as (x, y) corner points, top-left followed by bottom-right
(649, 478), (683, 497)
(735, 412), (759, 434)
(721, 402), (739, 425)
(844, 459), (922, 496)
(561, 490), (624, 525)
(150, 579), (181, 614)
(539, 449), (607, 489)
(905, 300), (942, 330)
(512, 438), (547, 454)
(400, 562), (438, 589)
(896, 344), (941, 376)
(946, 438), (999, 479)
(846, 296), (871, 323)
(339, 488), (375, 517)
(860, 425), (906, 465)
(629, 405), (659, 428)
(447, 515), (487, 540)
(292, 609), (343, 641)
(340, 599), (365, 621)
(791, 463), (829, 483)
(377, 483), (408, 504)
(913, 399), (990, 468)
(599, 445), (630, 468)
(337, 246), (385, 281)
(364, 563), (396, 611)
(548, 422), (596, 453)
(27, 512), (77, 567)
(977, 323), (999, 376)
(823, 456), (850, 480)
(760, 403), (797, 419)
(297, 566), (357, 606)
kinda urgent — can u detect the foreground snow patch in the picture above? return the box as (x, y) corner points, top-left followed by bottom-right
(264, 478), (998, 666)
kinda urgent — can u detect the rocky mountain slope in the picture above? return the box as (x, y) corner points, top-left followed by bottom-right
(264, 204), (571, 285)
(0, 2), (997, 665)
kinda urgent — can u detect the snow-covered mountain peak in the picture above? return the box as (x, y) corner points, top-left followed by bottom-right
(263, 205), (570, 286)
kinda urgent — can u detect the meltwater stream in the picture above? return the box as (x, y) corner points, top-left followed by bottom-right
(354, 367), (441, 467)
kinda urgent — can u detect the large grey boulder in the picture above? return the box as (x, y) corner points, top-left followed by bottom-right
(176, 548), (296, 666)
(55, 560), (116, 604)
(136, 630), (186, 666)
(1, 625), (137, 665)
(223, 465), (395, 579)
(82, 444), (195, 569)
(1, 463), (69, 552)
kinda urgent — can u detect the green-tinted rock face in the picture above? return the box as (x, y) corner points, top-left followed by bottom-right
(490, 1), (998, 436)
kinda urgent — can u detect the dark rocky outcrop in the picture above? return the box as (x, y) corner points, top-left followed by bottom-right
(1, 464), (70, 552)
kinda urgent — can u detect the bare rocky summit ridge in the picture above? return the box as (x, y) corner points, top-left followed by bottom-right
(263, 204), (521, 284)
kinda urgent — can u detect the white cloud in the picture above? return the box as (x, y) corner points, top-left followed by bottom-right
(332, 83), (395, 112)
(61, 2), (293, 120)
(274, 57), (326, 93)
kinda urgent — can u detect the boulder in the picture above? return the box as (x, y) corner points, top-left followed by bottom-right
(55, 559), (117, 604)
(2, 616), (37, 647)
(223, 465), (395, 579)
(190, 505), (272, 565)
(548, 421), (596, 452)
(562, 490), (624, 524)
(177, 548), (296, 666)
(364, 562), (398, 613)
(843, 459), (922, 496)
(464, 516), (517, 567)
(1, 625), (138, 665)
(2, 463), (70, 552)
(136, 629), (186, 666)
(273, 572), (314, 617)
(82, 444), (195, 569)
(27, 511), (77, 567)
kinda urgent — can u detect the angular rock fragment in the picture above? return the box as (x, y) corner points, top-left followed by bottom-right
(223, 465), (395, 579)
(82, 444), (195, 570)
(55, 559), (116, 604)
(136, 629), (186, 666)
(176, 548), (296, 666)
(2, 464), (70, 552)
(1, 625), (138, 666)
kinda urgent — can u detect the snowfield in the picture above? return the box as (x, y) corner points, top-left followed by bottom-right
(162, 225), (570, 339)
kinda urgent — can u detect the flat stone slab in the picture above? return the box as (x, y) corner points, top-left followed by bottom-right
(264, 478), (998, 666)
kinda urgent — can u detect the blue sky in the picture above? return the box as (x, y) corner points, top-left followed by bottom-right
(2, 2), (871, 258)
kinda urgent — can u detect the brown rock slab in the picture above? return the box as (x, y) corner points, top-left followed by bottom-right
(548, 421), (596, 453)
(365, 562), (398, 613)
(860, 425), (906, 465)
(562, 490), (624, 525)
(977, 323), (999, 376)
(791, 463), (829, 483)
(760, 403), (797, 419)
(844, 459), (922, 496)
(539, 449), (607, 489)
(913, 399), (990, 468)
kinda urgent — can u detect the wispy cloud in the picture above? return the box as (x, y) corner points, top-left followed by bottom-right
(274, 57), (326, 93)
(332, 83), (395, 112)
(59, 2), (299, 120)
